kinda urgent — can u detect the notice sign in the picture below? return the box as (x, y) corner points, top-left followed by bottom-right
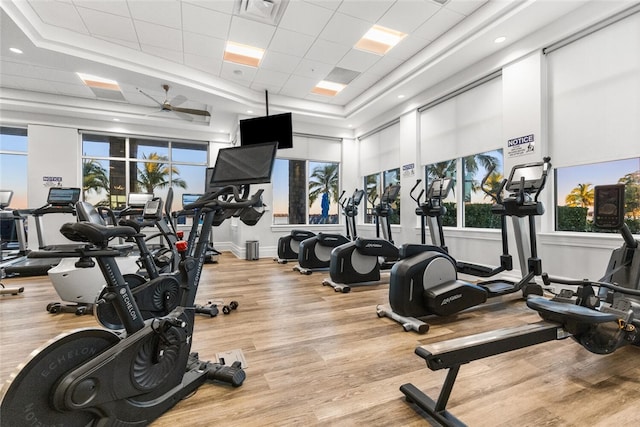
(507, 134), (535, 158)
(43, 176), (63, 187)
(402, 163), (415, 178)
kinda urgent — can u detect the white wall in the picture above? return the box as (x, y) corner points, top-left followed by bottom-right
(27, 124), (80, 248)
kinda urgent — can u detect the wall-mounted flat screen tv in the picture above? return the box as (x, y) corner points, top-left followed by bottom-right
(239, 112), (293, 149)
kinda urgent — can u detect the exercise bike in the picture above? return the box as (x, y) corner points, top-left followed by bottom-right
(377, 157), (551, 332)
(293, 189), (364, 275)
(399, 183), (640, 426)
(0, 141), (277, 425)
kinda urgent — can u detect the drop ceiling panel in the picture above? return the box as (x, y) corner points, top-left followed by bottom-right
(220, 61), (257, 83)
(278, 1), (334, 36)
(182, 3), (231, 39)
(318, 13), (371, 46)
(413, 8), (466, 41)
(253, 68), (289, 88)
(305, 39), (351, 65)
(141, 44), (184, 63)
(227, 16), (276, 49)
(279, 74), (318, 97)
(260, 50), (301, 74)
(135, 20), (183, 51)
(183, 31), (225, 58)
(127, 1), (182, 29)
(73, 0), (130, 17)
(184, 53), (223, 75)
(378, 0), (441, 34)
(337, 0), (394, 23)
(184, 0), (235, 14)
(269, 28), (315, 57)
(29, 1), (88, 33)
(304, 0), (342, 11)
(447, 0), (487, 16)
(76, 7), (138, 42)
(337, 49), (381, 73)
(293, 58), (333, 80)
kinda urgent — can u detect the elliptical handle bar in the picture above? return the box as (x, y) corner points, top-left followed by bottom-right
(542, 272), (640, 297)
(480, 165), (505, 204)
(410, 179), (422, 203)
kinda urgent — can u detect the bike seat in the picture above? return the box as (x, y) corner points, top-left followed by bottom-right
(526, 297), (618, 325)
(60, 222), (137, 247)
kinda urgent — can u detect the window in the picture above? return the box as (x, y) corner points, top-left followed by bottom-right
(363, 167), (401, 225)
(463, 149), (503, 229)
(555, 158), (640, 233)
(423, 149), (504, 229)
(272, 159), (341, 225)
(81, 133), (207, 210)
(0, 127), (28, 208)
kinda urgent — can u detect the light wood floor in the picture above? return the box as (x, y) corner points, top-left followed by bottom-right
(1, 253), (639, 426)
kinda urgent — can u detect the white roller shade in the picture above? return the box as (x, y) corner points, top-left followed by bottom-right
(359, 122), (400, 176)
(420, 76), (502, 165)
(547, 12), (640, 167)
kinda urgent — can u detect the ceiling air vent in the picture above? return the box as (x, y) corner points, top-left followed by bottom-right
(235, 0), (289, 25)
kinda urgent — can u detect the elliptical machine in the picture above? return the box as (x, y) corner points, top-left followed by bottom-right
(274, 229), (317, 264)
(0, 142), (277, 426)
(399, 183), (640, 426)
(412, 177), (454, 249)
(322, 184), (401, 292)
(294, 189), (365, 275)
(377, 157), (551, 333)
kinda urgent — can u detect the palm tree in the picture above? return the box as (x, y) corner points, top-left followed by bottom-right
(308, 163), (339, 223)
(136, 152), (187, 194)
(565, 183), (594, 208)
(482, 171), (504, 202)
(618, 171), (640, 219)
(82, 159), (109, 200)
(463, 153), (500, 200)
(426, 160), (456, 181)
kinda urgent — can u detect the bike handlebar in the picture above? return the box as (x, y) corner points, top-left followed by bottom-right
(542, 273), (640, 297)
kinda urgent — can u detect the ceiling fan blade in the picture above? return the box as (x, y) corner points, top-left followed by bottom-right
(170, 110), (194, 122)
(170, 106), (211, 117)
(170, 94), (187, 107)
(137, 88), (163, 107)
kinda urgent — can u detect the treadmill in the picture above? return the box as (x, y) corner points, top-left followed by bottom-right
(3, 187), (81, 277)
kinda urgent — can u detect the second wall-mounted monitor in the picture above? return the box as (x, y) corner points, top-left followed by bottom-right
(239, 112), (293, 149)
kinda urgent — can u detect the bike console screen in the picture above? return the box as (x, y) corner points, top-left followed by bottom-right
(210, 141), (278, 186)
(593, 184), (625, 229)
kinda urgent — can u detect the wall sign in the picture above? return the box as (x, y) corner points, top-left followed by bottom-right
(43, 176), (63, 187)
(402, 163), (415, 177)
(506, 134), (535, 158)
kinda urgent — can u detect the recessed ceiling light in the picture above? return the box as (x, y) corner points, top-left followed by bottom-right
(312, 80), (346, 97)
(247, 110), (253, 114)
(355, 25), (406, 55)
(397, 94), (405, 99)
(494, 36), (507, 44)
(76, 73), (120, 91)
(113, 118), (120, 121)
(224, 41), (264, 68)
(9, 47), (23, 54)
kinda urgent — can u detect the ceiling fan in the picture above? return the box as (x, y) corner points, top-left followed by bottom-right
(138, 84), (211, 121)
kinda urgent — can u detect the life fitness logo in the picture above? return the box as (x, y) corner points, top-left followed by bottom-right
(120, 288), (138, 321)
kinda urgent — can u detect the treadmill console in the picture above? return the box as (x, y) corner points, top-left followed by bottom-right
(47, 187), (81, 206)
(593, 184), (625, 230)
(127, 193), (154, 208)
